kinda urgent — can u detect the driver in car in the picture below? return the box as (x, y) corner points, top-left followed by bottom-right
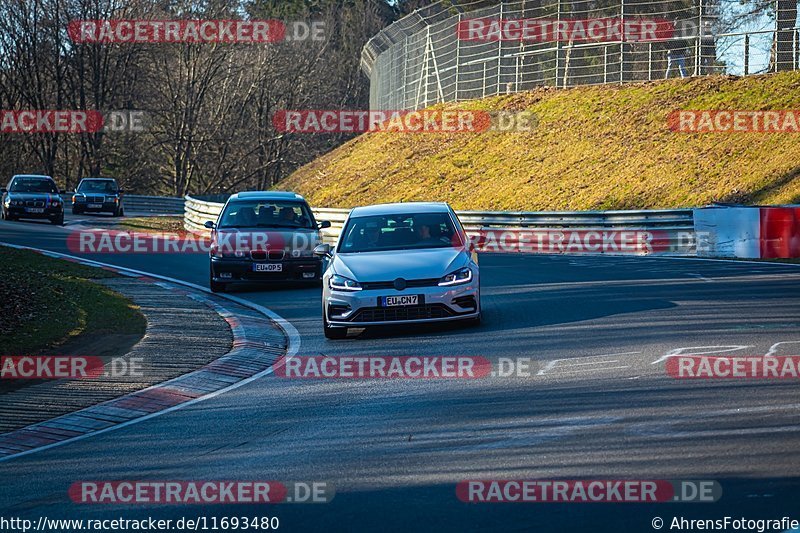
(415, 220), (442, 245)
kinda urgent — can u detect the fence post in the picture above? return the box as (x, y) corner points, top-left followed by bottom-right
(497, 2), (503, 96)
(454, 13), (461, 101)
(698, 0), (704, 75)
(555, 0), (561, 87)
(619, 0), (625, 83)
(648, 42), (652, 81)
(744, 33), (749, 75)
(482, 62), (487, 98)
(604, 45), (609, 83)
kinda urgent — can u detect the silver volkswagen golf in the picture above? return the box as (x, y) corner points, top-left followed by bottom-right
(315, 202), (481, 339)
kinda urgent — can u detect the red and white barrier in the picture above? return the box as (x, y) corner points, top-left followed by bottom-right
(695, 206), (800, 259)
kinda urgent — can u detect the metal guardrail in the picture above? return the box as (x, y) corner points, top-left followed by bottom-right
(184, 194), (695, 254)
(61, 193), (185, 214)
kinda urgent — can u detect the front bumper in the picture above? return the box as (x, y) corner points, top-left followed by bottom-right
(74, 201), (118, 212)
(324, 281), (480, 327)
(6, 206), (63, 219)
(211, 257), (322, 283)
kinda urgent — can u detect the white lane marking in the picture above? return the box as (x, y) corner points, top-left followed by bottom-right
(537, 352), (640, 376)
(551, 366), (630, 375)
(766, 341), (800, 356)
(687, 273), (713, 282)
(651, 345), (751, 365)
(0, 242), (300, 463)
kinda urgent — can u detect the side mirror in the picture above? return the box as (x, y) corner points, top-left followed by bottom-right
(118, 188), (124, 194)
(318, 220), (332, 229)
(204, 220), (216, 229)
(59, 189), (67, 194)
(0, 188), (7, 194)
(313, 243), (332, 258)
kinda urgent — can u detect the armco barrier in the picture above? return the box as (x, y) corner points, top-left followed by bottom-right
(184, 194), (697, 255)
(62, 193), (185, 214)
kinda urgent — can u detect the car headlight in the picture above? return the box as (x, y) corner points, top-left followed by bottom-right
(51, 201), (61, 207)
(438, 267), (473, 286)
(75, 196), (85, 202)
(105, 196), (117, 203)
(330, 274), (362, 291)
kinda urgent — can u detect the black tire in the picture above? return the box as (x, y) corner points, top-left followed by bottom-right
(3, 208), (13, 221)
(51, 213), (64, 226)
(112, 206), (122, 217)
(72, 207), (81, 215)
(209, 270), (226, 293)
(119, 207), (124, 217)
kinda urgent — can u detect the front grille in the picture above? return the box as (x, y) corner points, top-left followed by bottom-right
(87, 195), (105, 203)
(250, 250), (285, 261)
(360, 278), (440, 290)
(24, 200), (45, 207)
(349, 304), (454, 322)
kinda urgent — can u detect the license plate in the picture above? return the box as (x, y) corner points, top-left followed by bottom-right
(253, 263), (282, 272)
(381, 295), (420, 307)
(25, 207), (44, 213)
(88, 203), (102, 209)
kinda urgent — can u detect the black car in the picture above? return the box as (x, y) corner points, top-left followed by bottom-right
(206, 191), (331, 292)
(1, 175), (65, 225)
(72, 177), (124, 216)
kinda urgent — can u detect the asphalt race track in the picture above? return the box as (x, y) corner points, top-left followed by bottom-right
(1, 214), (799, 533)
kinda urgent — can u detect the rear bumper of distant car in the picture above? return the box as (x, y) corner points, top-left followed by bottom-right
(324, 278), (480, 327)
(211, 257), (323, 283)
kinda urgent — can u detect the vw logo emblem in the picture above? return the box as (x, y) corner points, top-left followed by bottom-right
(393, 278), (407, 291)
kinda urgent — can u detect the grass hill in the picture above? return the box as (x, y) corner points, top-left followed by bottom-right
(278, 71), (800, 211)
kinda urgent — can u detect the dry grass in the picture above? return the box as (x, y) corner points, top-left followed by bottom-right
(279, 72), (800, 211)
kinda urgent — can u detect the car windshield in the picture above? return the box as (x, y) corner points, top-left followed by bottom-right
(78, 180), (117, 193)
(218, 200), (314, 229)
(339, 212), (460, 253)
(9, 177), (58, 193)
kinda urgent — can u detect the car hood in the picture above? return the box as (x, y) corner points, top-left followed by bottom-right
(333, 247), (469, 281)
(213, 227), (320, 251)
(7, 192), (61, 202)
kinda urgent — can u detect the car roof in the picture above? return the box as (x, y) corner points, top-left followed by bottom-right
(12, 174), (54, 181)
(349, 202), (451, 218)
(228, 191), (306, 202)
(80, 177), (116, 182)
